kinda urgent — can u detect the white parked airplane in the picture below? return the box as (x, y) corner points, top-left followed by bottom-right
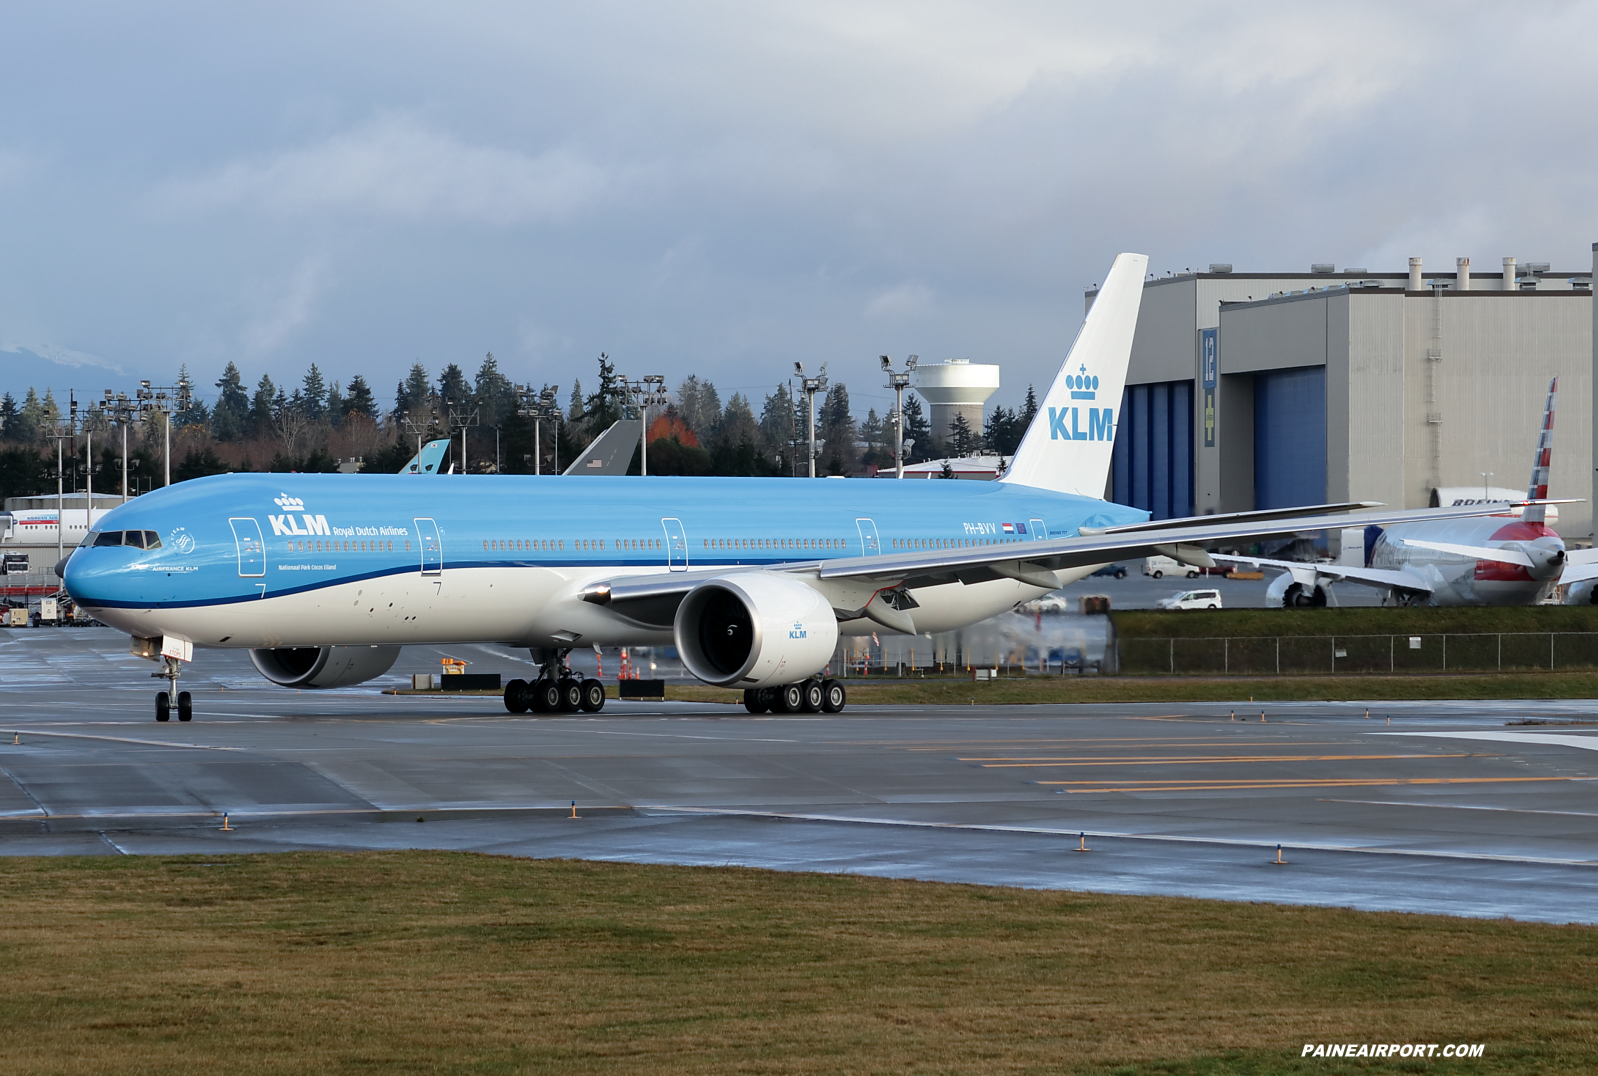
(1217, 378), (1595, 607)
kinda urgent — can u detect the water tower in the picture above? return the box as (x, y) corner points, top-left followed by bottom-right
(912, 359), (1000, 445)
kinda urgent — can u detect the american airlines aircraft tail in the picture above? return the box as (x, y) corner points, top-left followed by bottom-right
(61, 253), (1507, 721)
(1218, 377), (1582, 608)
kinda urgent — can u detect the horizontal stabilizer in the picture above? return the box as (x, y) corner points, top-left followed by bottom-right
(1398, 539), (1535, 567)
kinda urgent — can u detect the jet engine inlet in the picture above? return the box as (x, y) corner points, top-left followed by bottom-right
(674, 574), (839, 688)
(249, 645), (402, 688)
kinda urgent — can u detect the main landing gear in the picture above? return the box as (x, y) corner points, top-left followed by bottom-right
(153, 655), (192, 722)
(743, 679), (846, 714)
(504, 647), (605, 715)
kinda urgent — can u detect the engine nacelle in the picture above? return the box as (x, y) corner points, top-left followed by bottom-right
(674, 574), (839, 688)
(249, 645), (402, 689)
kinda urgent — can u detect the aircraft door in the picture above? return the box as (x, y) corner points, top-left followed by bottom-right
(855, 518), (881, 556)
(1028, 518), (1048, 541)
(661, 517), (688, 571)
(414, 517), (442, 575)
(229, 518), (265, 577)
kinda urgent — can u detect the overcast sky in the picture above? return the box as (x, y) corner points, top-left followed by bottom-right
(2, 3), (1595, 416)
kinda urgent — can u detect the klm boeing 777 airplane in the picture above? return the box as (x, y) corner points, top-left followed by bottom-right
(61, 254), (1495, 721)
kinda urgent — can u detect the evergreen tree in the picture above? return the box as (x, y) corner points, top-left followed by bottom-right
(437, 363), (471, 409)
(948, 411), (981, 458)
(251, 374), (277, 435)
(1020, 383), (1039, 428)
(984, 404), (1023, 455)
(342, 374), (377, 419)
(902, 392), (932, 462)
(473, 352), (515, 426)
(0, 392), (17, 441)
(0, 445), (49, 500)
(301, 363), (327, 419)
(677, 375), (722, 440)
(759, 383), (796, 467)
(172, 365), (209, 430)
(13, 388), (43, 443)
(325, 380), (344, 426)
(212, 362), (250, 442)
(41, 389), (60, 432)
(582, 353), (625, 430)
(718, 392), (760, 449)
(396, 363), (430, 415)
(567, 379), (584, 423)
(819, 382), (858, 475)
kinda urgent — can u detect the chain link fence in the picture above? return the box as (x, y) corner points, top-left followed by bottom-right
(1118, 633), (1598, 676)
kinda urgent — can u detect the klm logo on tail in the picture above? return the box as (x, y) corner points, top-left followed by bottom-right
(1049, 365), (1114, 441)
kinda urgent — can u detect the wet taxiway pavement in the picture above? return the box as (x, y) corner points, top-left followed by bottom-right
(4, 628), (1598, 922)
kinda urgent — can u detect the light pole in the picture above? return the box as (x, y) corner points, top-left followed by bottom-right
(795, 362), (828, 478)
(621, 374), (668, 476)
(880, 354), (917, 479)
(446, 399), (480, 474)
(1480, 472), (1493, 502)
(516, 384), (560, 475)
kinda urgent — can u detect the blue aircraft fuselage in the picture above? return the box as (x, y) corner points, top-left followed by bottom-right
(63, 472), (1145, 650)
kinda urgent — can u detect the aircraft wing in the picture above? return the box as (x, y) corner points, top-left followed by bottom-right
(1211, 554), (1433, 597)
(584, 502), (1499, 616)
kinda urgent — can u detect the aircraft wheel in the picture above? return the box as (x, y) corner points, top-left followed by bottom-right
(504, 678), (529, 713)
(820, 679), (846, 713)
(530, 679), (561, 713)
(743, 689), (768, 714)
(799, 679), (824, 713)
(579, 678), (606, 712)
(155, 693), (170, 722)
(177, 691), (193, 722)
(557, 678), (583, 713)
(775, 683), (804, 713)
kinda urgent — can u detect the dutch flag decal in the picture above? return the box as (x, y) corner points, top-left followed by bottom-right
(1002, 522), (1015, 534)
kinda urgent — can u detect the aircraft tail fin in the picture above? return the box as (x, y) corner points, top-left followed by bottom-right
(400, 438), (452, 475)
(1000, 252), (1148, 496)
(563, 418), (643, 476)
(1521, 377), (1558, 524)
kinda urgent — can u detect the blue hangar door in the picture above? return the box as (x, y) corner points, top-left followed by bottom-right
(1110, 380), (1193, 521)
(1253, 366), (1326, 509)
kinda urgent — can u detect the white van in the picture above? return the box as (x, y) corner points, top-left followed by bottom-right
(1156, 589), (1222, 611)
(1143, 555), (1199, 579)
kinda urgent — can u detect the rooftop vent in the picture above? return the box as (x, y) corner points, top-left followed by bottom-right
(1344, 267), (1368, 274)
(1208, 263), (1233, 274)
(1310, 263), (1336, 274)
(1525, 262), (1550, 274)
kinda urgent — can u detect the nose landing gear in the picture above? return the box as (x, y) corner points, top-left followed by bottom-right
(153, 656), (192, 722)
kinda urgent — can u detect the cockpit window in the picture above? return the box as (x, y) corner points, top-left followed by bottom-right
(89, 530), (163, 549)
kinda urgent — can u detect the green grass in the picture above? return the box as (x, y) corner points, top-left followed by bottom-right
(1, 852), (1594, 1074)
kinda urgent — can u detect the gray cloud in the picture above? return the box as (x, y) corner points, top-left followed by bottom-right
(1, 2), (1595, 410)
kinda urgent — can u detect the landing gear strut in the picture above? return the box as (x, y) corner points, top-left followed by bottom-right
(153, 656), (192, 722)
(505, 647), (606, 714)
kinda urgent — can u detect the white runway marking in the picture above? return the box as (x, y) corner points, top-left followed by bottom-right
(1385, 731), (1598, 752)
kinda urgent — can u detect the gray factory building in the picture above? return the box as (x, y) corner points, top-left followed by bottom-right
(1097, 255), (1595, 542)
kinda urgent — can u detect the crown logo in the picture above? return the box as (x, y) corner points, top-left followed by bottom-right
(273, 493), (306, 511)
(1069, 364), (1099, 400)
